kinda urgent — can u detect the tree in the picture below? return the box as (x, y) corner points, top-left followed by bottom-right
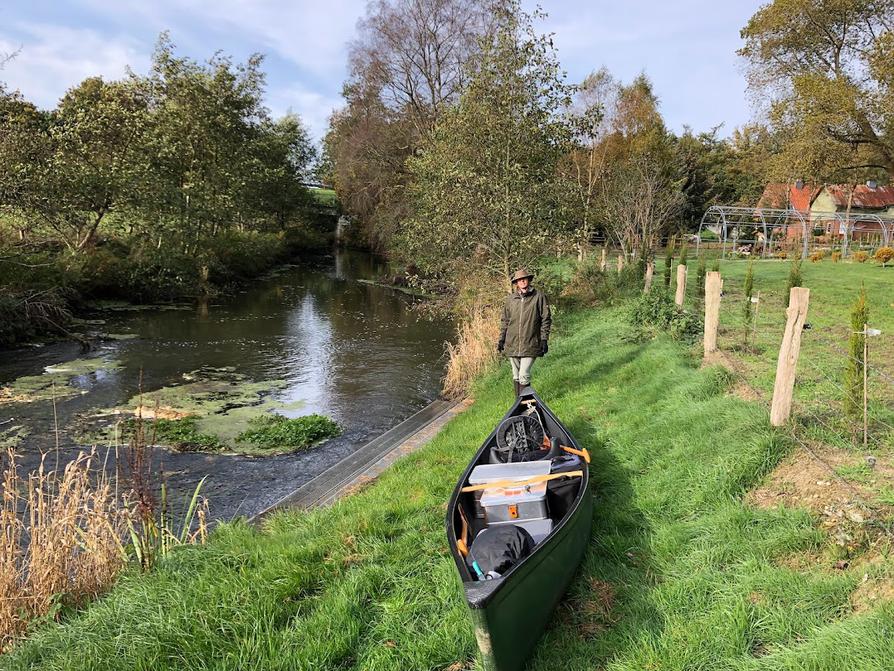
(561, 68), (614, 258)
(2, 77), (149, 251)
(137, 35), (273, 246)
(327, 0), (488, 250)
(593, 75), (684, 258)
(403, 1), (572, 279)
(349, 0), (488, 135)
(740, 0), (894, 180)
(0, 87), (50, 242)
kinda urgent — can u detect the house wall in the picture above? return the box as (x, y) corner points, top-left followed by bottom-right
(810, 190), (838, 215)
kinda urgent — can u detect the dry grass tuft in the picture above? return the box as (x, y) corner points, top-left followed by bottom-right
(0, 449), (127, 650)
(442, 299), (502, 399)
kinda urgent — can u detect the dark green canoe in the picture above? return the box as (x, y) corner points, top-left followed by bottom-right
(446, 386), (593, 671)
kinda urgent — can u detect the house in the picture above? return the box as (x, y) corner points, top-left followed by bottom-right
(756, 181), (820, 239)
(810, 182), (894, 241)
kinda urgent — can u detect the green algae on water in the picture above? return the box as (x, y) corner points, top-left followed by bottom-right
(0, 357), (121, 406)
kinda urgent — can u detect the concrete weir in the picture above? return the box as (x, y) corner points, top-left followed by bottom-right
(250, 398), (468, 524)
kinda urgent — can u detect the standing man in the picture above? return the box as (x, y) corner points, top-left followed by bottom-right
(497, 268), (551, 396)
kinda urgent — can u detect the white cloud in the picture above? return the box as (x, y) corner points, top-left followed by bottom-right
(0, 23), (148, 108)
(77, 0), (366, 78)
(268, 84), (342, 141)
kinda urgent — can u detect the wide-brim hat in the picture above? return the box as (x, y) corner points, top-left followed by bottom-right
(510, 268), (535, 284)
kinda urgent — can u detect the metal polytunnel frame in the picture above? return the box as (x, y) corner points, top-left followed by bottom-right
(697, 206), (893, 259)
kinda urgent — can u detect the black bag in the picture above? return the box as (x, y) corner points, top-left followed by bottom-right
(468, 525), (534, 579)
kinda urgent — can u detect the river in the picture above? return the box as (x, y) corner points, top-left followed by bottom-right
(0, 250), (452, 520)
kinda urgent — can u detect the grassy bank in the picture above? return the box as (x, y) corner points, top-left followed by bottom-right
(5, 306), (894, 669)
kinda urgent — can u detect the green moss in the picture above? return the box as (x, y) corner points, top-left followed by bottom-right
(123, 417), (225, 452)
(235, 414), (341, 453)
(80, 368), (308, 454)
(0, 357), (121, 405)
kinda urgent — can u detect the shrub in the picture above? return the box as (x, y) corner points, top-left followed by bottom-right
(775, 250), (788, 260)
(809, 250), (826, 263)
(742, 260), (755, 345)
(831, 251), (842, 263)
(853, 251), (870, 263)
(236, 413), (341, 451)
(695, 254), (706, 301)
(628, 290), (702, 343)
(786, 256), (802, 307)
(663, 238), (675, 287)
(874, 246), (894, 267)
(844, 285), (868, 419)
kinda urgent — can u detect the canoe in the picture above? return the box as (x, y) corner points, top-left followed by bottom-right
(445, 385), (593, 671)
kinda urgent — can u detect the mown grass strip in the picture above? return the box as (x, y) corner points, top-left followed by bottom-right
(5, 306), (894, 670)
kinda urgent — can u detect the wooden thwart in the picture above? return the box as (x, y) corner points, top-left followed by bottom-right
(460, 471), (584, 493)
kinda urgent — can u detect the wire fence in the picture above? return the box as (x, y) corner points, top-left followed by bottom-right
(660, 259), (894, 540)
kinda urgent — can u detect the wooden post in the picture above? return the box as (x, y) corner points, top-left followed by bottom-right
(617, 255), (624, 274)
(703, 272), (722, 355)
(770, 287), (810, 426)
(643, 261), (654, 293)
(600, 248), (607, 272)
(674, 264), (687, 306)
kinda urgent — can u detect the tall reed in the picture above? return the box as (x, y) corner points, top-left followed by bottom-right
(442, 301), (502, 399)
(0, 449), (126, 650)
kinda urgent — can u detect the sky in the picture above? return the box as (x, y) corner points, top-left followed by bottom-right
(0, 1), (763, 143)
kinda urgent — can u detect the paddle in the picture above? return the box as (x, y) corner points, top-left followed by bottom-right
(460, 471), (584, 493)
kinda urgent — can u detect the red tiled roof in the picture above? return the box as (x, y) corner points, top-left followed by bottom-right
(757, 182), (818, 212)
(823, 184), (894, 209)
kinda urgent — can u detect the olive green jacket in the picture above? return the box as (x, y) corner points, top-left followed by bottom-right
(500, 287), (551, 358)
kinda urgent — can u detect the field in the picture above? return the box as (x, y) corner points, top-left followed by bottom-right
(310, 188), (340, 209)
(6, 305), (894, 670)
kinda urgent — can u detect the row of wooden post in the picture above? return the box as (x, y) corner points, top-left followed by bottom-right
(699, 269), (810, 426)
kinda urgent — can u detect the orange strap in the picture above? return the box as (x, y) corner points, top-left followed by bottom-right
(456, 506), (470, 557)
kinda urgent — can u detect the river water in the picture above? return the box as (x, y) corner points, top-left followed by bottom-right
(0, 250), (451, 520)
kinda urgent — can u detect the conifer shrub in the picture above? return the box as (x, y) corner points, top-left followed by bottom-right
(628, 290), (701, 343)
(695, 254), (706, 301)
(853, 251), (869, 263)
(844, 285), (868, 419)
(785, 256), (802, 306)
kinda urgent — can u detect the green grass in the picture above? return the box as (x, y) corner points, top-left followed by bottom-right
(235, 413), (341, 451)
(5, 306), (894, 670)
(310, 188), (339, 209)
